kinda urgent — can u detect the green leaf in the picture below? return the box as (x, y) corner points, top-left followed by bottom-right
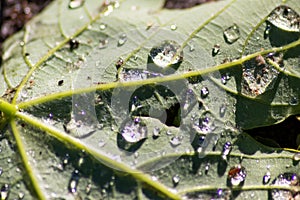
(0, 0), (300, 199)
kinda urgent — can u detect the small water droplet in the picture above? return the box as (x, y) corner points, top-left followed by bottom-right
(101, 0), (119, 16)
(117, 33), (127, 47)
(99, 23), (107, 30)
(115, 58), (124, 69)
(267, 5), (300, 32)
(264, 24), (271, 39)
(0, 168), (2, 176)
(221, 73), (231, 85)
(0, 184), (10, 200)
(170, 24), (177, 31)
(19, 41), (25, 47)
(228, 164), (247, 186)
(120, 119), (147, 143)
(69, 39), (79, 51)
(205, 162), (210, 175)
(99, 39), (108, 49)
(263, 171), (271, 184)
(218, 105), (226, 118)
(18, 192), (25, 200)
(200, 87), (209, 98)
(169, 135), (183, 147)
(69, 0), (85, 9)
(68, 170), (80, 193)
(152, 127), (160, 139)
(149, 40), (183, 68)
(189, 44), (195, 52)
(293, 153), (300, 161)
(212, 44), (220, 56)
(221, 141), (232, 160)
(223, 24), (240, 44)
(289, 96), (299, 105)
(85, 183), (92, 195)
(172, 174), (180, 186)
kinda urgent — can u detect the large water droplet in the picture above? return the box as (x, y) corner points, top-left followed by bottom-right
(149, 40), (183, 68)
(0, 184), (10, 200)
(169, 135), (183, 147)
(221, 141), (232, 160)
(117, 33), (127, 47)
(223, 24), (240, 44)
(68, 170), (80, 193)
(69, 0), (85, 9)
(242, 54), (281, 97)
(267, 5), (300, 32)
(228, 164), (247, 186)
(120, 118), (148, 143)
(172, 174), (180, 186)
(271, 173), (300, 200)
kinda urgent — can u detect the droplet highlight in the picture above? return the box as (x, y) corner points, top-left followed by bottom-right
(223, 24), (240, 44)
(293, 153), (300, 161)
(212, 44), (220, 56)
(149, 40), (183, 68)
(172, 174), (180, 186)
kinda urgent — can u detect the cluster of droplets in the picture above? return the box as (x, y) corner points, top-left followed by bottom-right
(271, 173), (300, 200)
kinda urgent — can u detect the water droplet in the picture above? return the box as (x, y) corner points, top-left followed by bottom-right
(289, 96), (299, 106)
(85, 183), (92, 195)
(200, 87), (209, 98)
(267, 5), (300, 32)
(221, 141), (232, 160)
(170, 24), (177, 31)
(149, 40), (183, 68)
(221, 73), (231, 85)
(264, 24), (271, 39)
(68, 170), (80, 193)
(189, 45), (195, 52)
(263, 171), (271, 184)
(19, 41), (25, 47)
(120, 118), (147, 143)
(99, 23), (107, 30)
(0, 184), (10, 200)
(228, 164), (247, 186)
(62, 154), (70, 168)
(119, 69), (148, 82)
(242, 54), (280, 97)
(169, 135), (183, 147)
(69, 39), (79, 51)
(212, 44), (220, 56)
(69, 0), (85, 9)
(223, 24), (240, 44)
(152, 127), (160, 139)
(293, 153), (300, 161)
(99, 39), (108, 49)
(101, 0), (119, 16)
(205, 162), (210, 175)
(117, 33), (127, 47)
(271, 173), (300, 200)
(115, 58), (124, 69)
(218, 105), (226, 119)
(172, 174), (180, 186)
(0, 168), (2, 176)
(18, 192), (25, 199)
